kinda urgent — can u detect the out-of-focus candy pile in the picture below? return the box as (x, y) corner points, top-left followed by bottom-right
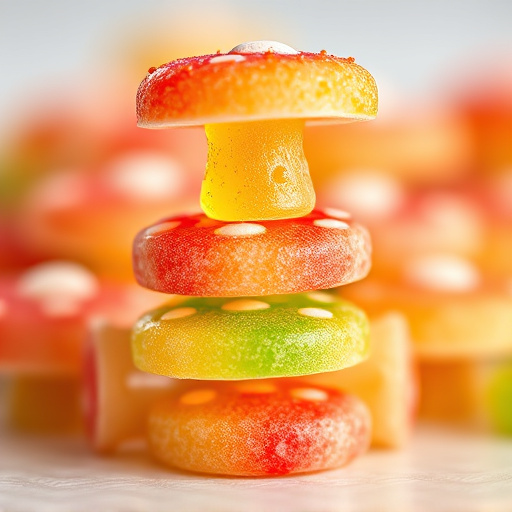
(1, 9), (511, 477)
(309, 58), (512, 436)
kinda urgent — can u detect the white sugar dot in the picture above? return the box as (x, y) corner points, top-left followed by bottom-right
(160, 307), (197, 320)
(222, 299), (270, 311)
(236, 382), (276, 394)
(290, 387), (328, 402)
(323, 207), (352, 220)
(230, 40), (298, 55)
(210, 54), (246, 64)
(313, 219), (350, 230)
(18, 262), (99, 303)
(298, 307), (333, 319)
(307, 292), (336, 303)
(126, 371), (174, 389)
(404, 255), (481, 293)
(180, 389), (217, 405)
(107, 152), (185, 201)
(145, 221), (180, 237)
(214, 223), (266, 237)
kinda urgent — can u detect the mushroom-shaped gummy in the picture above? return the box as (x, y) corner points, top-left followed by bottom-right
(137, 41), (378, 221)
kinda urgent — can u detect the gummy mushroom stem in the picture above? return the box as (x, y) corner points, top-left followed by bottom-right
(202, 119), (315, 221)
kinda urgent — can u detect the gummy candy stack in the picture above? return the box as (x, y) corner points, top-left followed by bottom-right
(131, 41), (379, 476)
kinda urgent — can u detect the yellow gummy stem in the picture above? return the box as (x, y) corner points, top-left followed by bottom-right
(201, 119), (315, 221)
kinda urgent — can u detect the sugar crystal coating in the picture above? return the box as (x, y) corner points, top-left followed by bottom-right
(132, 293), (370, 379)
(148, 380), (371, 476)
(137, 51), (378, 127)
(133, 210), (372, 296)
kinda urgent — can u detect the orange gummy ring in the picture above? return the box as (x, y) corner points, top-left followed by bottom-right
(148, 380), (371, 476)
(137, 45), (378, 127)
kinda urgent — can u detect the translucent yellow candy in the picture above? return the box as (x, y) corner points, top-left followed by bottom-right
(201, 120), (315, 221)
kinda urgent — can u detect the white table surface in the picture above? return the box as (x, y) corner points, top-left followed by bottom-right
(1, 423), (512, 512)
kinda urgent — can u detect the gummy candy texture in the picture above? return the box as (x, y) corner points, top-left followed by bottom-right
(201, 120), (315, 222)
(148, 380), (371, 476)
(132, 293), (369, 379)
(136, 52), (378, 126)
(133, 210), (372, 296)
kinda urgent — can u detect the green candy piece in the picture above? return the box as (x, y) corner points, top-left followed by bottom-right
(132, 292), (370, 380)
(487, 364), (512, 435)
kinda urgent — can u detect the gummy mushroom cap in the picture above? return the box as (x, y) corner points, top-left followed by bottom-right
(136, 41), (378, 128)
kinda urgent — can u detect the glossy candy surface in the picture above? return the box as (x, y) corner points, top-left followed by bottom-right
(132, 292), (369, 379)
(148, 380), (371, 476)
(133, 209), (371, 296)
(201, 119), (315, 221)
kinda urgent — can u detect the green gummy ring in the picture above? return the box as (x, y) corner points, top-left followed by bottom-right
(131, 292), (370, 380)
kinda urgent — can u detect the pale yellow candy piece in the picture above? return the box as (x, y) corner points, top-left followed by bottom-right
(201, 119), (315, 221)
(305, 312), (415, 448)
(84, 322), (175, 452)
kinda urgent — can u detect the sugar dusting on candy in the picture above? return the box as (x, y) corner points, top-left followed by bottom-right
(136, 49), (377, 127)
(131, 293), (370, 380)
(133, 210), (372, 296)
(148, 381), (371, 476)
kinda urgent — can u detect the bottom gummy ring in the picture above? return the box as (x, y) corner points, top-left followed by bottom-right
(148, 380), (371, 476)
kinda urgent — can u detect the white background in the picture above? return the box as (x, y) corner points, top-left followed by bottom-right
(1, 0), (512, 123)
